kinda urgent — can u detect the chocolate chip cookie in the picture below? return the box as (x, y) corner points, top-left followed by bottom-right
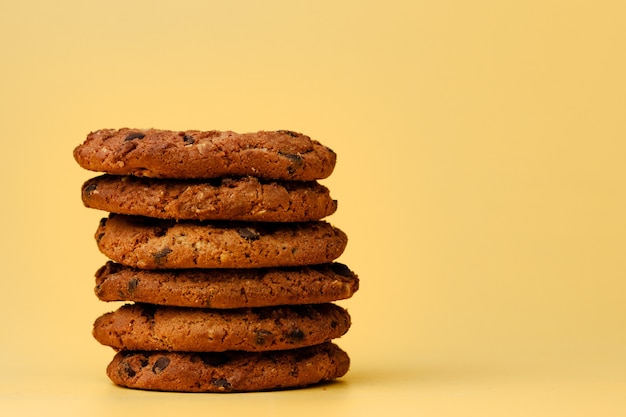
(107, 342), (350, 392)
(93, 303), (351, 352)
(95, 214), (348, 269)
(75, 127), (357, 393)
(95, 261), (359, 308)
(82, 175), (337, 222)
(73, 128), (336, 180)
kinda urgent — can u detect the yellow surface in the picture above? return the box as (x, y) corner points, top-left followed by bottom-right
(1, 1), (626, 415)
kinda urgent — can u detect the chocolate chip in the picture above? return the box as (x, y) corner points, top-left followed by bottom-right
(279, 152), (304, 165)
(152, 357), (170, 374)
(330, 263), (352, 277)
(279, 151), (304, 174)
(183, 134), (195, 145)
(212, 379), (232, 391)
(124, 132), (145, 141)
(127, 277), (139, 293)
(121, 361), (136, 378)
(153, 247), (172, 264)
(84, 183), (97, 195)
(99, 261), (124, 276)
(254, 329), (274, 346)
(153, 227), (169, 237)
(277, 130), (300, 137)
(139, 356), (149, 368)
(97, 218), (108, 241)
(330, 320), (338, 329)
(287, 328), (305, 341)
(238, 227), (260, 241)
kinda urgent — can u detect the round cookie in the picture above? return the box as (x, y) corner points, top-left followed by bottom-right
(107, 342), (350, 392)
(73, 128), (336, 180)
(95, 214), (348, 269)
(93, 303), (351, 352)
(95, 261), (359, 308)
(82, 175), (337, 222)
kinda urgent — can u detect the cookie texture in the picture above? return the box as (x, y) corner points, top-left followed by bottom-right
(93, 303), (351, 352)
(82, 175), (337, 222)
(95, 214), (348, 269)
(95, 261), (359, 308)
(107, 342), (349, 392)
(73, 128), (336, 180)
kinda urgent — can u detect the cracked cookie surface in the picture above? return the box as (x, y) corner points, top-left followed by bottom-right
(73, 128), (336, 180)
(82, 175), (337, 221)
(95, 261), (359, 308)
(107, 342), (350, 392)
(93, 303), (351, 352)
(95, 214), (348, 269)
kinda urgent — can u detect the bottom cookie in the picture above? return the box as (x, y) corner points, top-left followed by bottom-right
(107, 343), (350, 392)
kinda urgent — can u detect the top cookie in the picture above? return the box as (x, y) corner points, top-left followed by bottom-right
(73, 128), (336, 180)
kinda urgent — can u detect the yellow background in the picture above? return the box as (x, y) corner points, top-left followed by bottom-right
(1, 0), (625, 415)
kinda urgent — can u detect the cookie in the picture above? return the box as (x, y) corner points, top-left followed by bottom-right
(93, 303), (351, 352)
(81, 175), (337, 222)
(73, 128), (336, 180)
(95, 214), (348, 269)
(95, 261), (359, 308)
(107, 342), (349, 392)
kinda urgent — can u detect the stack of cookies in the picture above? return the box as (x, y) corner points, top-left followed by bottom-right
(73, 128), (358, 392)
